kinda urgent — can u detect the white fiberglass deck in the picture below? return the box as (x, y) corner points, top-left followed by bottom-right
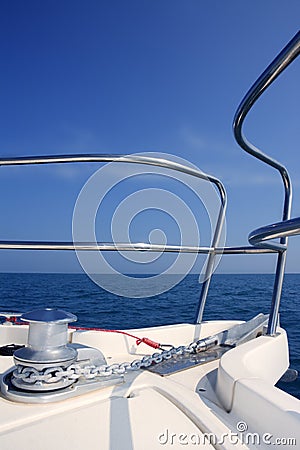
(0, 320), (299, 450)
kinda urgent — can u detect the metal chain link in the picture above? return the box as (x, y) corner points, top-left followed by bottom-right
(13, 335), (218, 385)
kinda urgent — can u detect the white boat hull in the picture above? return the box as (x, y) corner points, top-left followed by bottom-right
(0, 320), (299, 449)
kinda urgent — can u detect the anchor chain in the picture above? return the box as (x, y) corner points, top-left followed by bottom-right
(12, 335), (218, 385)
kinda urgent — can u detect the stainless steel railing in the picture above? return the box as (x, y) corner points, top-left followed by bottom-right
(0, 153), (282, 324)
(0, 33), (299, 333)
(0, 154), (229, 314)
(0, 240), (277, 253)
(233, 31), (300, 335)
(0, 152), (278, 317)
(249, 217), (300, 246)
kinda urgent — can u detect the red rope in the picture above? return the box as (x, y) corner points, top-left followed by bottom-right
(5, 316), (18, 323)
(70, 326), (161, 349)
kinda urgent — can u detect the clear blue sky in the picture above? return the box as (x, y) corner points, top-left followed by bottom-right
(0, 0), (299, 274)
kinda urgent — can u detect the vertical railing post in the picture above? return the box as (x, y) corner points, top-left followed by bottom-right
(195, 184), (226, 323)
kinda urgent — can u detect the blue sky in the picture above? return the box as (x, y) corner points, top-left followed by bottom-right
(0, 1), (299, 274)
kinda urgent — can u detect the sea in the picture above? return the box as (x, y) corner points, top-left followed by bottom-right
(0, 273), (299, 399)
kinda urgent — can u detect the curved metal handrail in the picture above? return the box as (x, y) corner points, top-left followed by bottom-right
(233, 31), (300, 335)
(249, 217), (300, 246)
(0, 154), (280, 321)
(233, 31), (300, 211)
(0, 153), (226, 207)
(0, 153), (227, 315)
(0, 240), (277, 254)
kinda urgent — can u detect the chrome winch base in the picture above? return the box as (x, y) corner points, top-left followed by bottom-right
(0, 308), (123, 403)
(1, 344), (123, 404)
(11, 308), (78, 391)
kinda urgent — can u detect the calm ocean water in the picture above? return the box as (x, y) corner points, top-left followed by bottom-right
(0, 273), (299, 399)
